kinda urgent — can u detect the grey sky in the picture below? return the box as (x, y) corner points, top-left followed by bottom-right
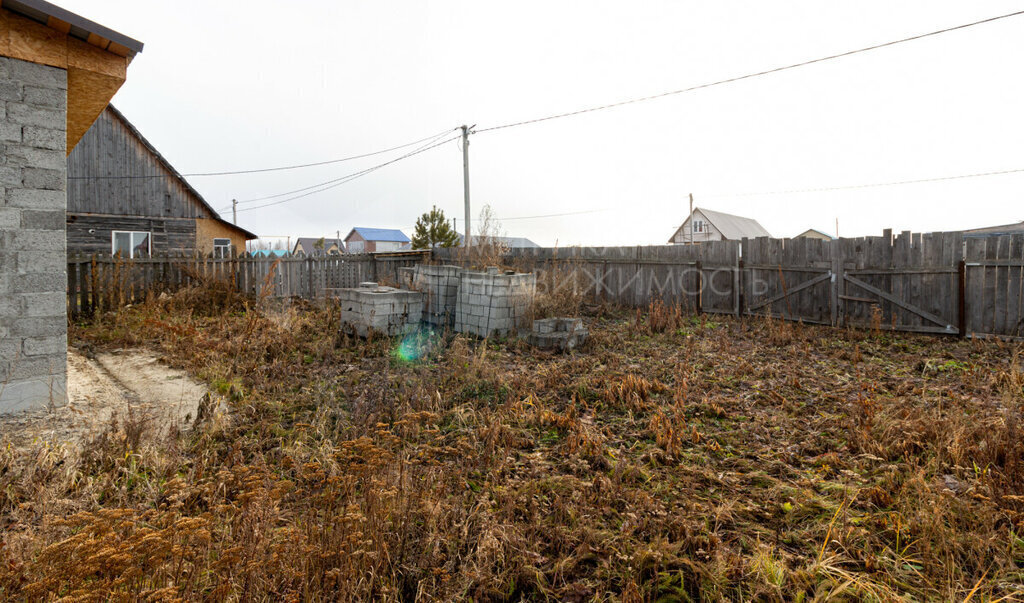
(60, 1), (1024, 246)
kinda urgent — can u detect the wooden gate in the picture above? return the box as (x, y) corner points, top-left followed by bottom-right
(742, 237), (835, 324)
(836, 232), (961, 335)
(964, 233), (1024, 337)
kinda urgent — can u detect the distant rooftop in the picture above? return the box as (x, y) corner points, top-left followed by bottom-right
(457, 233), (540, 248)
(963, 221), (1024, 236)
(348, 227), (410, 243)
(293, 237), (344, 255)
(696, 208), (772, 240)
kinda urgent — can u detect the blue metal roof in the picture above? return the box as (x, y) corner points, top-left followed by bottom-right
(350, 227), (410, 243)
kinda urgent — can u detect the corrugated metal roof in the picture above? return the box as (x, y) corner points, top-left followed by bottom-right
(696, 207), (771, 240)
(349, 227), (410, 243)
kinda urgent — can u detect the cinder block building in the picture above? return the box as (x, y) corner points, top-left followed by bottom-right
(0, 0), (142, 413)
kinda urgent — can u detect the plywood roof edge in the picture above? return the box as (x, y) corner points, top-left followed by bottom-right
(3, 0), (142, 56)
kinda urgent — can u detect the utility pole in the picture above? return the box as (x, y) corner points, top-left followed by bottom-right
(688, 193), (694, 245)
(461, 125), (471, 247)
(232, 199), (237, 225)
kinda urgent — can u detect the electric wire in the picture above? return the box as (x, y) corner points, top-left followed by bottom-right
(475, 9), (1024, 133)
(235, 134), (461, 214)
(68, 127), (458, 180)
(219, 129), (456, 211)
(703, 166), (1024, 198)
(498, 208), (612, 221)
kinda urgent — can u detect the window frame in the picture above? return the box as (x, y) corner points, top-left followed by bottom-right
(213, 237), (232, 258)
(111, 230), (151, 259)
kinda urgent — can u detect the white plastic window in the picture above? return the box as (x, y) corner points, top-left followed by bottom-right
(112, 231), (150, 258)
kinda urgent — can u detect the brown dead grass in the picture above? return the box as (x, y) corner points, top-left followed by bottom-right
(1, 284), (1023, 600)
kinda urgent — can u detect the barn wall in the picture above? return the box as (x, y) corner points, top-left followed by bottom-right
(67, 107), (210, 219)
(67, 213), (196, 255)
(0, 57), (68, 413)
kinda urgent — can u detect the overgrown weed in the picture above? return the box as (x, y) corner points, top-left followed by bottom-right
(2, 286), (1022, 599)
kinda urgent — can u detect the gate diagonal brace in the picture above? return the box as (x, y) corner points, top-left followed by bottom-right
(746, 271), (832, 313)
(844, 274), (954, 331)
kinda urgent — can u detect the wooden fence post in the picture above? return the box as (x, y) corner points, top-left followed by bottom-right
(957, 259), (967, 338)
(694, 260), (702, 315)
(735, 258), (744, 318)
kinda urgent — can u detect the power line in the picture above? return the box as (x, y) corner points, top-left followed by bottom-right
(223, 129), (456, 209)
(68, 127), (458, 180)
(475, 9), (1024, 134)
(704, 166), (1024, 198)
(498, 208), (612, 221)
(236, 134), (461, 214)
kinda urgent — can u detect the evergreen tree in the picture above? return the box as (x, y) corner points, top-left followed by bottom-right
(411, 206), (460, 249)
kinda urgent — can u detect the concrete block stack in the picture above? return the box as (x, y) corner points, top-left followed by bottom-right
(529, 318), (588, 351)
(411, 264), (462, 327)
(329, 282), (425, 338)
(454, 268), (536, 338)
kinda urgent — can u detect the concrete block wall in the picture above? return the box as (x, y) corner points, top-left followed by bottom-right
(0, 57), (67, 413)
(454, 269), (536, 338)
(411, 264), (461, 327)
(329, 283), (425, 338)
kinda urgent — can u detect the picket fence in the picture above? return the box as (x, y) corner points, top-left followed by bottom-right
(66, 250), (429, 317)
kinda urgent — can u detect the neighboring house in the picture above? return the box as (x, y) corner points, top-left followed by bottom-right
(67, 105), (257, 257)
(963, 221), (1024, 236)
(668, 207), (771, 244)
(292, 237), (344, 256)
(795, 228), (836, 241)
(0, 1), (143, 413)
(344, 227), (410, 253)
(457, 234), (540, 248)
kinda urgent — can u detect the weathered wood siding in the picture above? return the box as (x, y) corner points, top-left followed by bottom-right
(67, 108), (211, 219)
(66, 214), (196, 255)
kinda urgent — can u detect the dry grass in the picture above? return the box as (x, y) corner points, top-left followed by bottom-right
(2, 284), (1024, 600)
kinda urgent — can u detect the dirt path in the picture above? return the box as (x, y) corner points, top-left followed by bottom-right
(0, 348), (209, 447)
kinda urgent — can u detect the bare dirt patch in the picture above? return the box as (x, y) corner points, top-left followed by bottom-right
(0, 347), (207, 448)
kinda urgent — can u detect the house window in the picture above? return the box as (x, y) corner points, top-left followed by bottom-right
(692, 220), (706, 234)
(112, 231), (150, 258)
(213, 238), (232, 258)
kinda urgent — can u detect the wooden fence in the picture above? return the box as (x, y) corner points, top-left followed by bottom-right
(437, 231), (1024, 339)
(67, 250), (430, 317)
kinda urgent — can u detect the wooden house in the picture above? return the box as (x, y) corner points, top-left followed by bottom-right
(66, 105), (256, 257)
(344, 227), (410, 253)
(668, 207), (770, 244)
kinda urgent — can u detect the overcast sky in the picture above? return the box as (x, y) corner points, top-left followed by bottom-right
(60, 1), (1024, 247)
